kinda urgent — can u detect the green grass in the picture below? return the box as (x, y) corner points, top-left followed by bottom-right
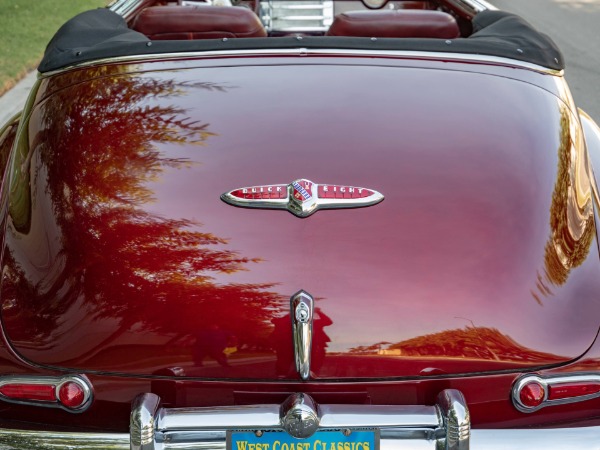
(0, 0), (109, 95)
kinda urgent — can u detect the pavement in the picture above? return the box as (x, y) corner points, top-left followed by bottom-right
(0, 71), (38, 126)
(492, 0), (600, 122)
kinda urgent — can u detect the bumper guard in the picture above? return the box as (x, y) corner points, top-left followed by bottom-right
(0, 389), (598, 450)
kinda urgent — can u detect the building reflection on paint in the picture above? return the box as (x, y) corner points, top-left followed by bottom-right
(347, 325), (564, 364)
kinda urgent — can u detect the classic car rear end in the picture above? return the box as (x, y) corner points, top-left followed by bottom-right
(1, 0), (600, 449)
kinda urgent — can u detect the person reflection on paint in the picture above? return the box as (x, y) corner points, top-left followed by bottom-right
(311, 308), (332, 373)
(193, 325), (237, 367)
(272, 307), (332, 378)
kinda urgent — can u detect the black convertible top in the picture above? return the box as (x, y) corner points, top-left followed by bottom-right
(38, 8), (564, 73)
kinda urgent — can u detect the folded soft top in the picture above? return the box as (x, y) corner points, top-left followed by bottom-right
(38, 8), (564, 73)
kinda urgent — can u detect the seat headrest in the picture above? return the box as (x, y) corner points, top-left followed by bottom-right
(132, 5), (267, 40)
(396, 1), (435, 9)
(326, 10), (460, 39)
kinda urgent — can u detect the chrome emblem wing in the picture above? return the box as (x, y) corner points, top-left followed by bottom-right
(221, 178), (384, 218)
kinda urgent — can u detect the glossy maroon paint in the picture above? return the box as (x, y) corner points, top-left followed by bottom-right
(0, 56), (598, 388)
(0, 117), (18, 184)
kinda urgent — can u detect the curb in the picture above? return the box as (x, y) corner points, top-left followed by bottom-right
(0, 71), (38, 126)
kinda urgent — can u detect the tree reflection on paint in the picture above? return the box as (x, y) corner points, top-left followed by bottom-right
(348, 325), (564, 364)
(1, 66), (286, 376)
(531, 107), (595, 304)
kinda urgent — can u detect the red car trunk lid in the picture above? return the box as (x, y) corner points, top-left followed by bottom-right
(1, 59), (598, 380)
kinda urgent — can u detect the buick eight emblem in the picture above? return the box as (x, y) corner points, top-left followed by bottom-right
(221, 179), (384, 218)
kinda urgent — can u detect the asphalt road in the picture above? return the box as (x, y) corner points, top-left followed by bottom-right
(491, 0), (600, 121)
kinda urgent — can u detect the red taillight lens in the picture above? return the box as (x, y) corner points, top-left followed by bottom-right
(0, 383), (57, 402)
(0, 375), (92, 412)
(514, 374), (600, 413)
(58, 381), (86, 409)
(549, 382), (600, 401)
(518, 381), (546, 408)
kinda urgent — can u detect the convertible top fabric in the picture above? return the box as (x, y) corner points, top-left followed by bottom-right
(38, 8), (564, 73)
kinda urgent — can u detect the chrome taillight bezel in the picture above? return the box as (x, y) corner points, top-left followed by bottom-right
(513, 373), (600, 413)
(0, 374), (93, 412)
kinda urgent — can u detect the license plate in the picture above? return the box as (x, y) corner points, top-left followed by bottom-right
(228, 430), (379, 450)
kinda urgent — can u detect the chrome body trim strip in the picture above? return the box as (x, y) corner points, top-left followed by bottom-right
(38, 49), (564, 79)
(512, 374), (600, 413)
(0, 428), (130, 449)
(0, 427), (600, 450)
(291, 290), (314, 379)
(2, 426), (600, 450)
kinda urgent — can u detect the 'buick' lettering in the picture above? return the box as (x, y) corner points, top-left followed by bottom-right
(221, 179), (384, 218)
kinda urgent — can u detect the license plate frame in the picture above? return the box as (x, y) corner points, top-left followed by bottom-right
(227, 429), (379, 450)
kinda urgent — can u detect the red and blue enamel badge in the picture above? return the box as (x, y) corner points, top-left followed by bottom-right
(221, 178), (384, 218)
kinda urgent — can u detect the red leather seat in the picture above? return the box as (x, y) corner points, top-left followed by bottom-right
(396, 1), (435, 9)
(132, 5), (267, 40)
(326, 10), (460, 39)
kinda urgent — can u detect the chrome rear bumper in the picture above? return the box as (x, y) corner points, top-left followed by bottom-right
(0, 389), (598, 450)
